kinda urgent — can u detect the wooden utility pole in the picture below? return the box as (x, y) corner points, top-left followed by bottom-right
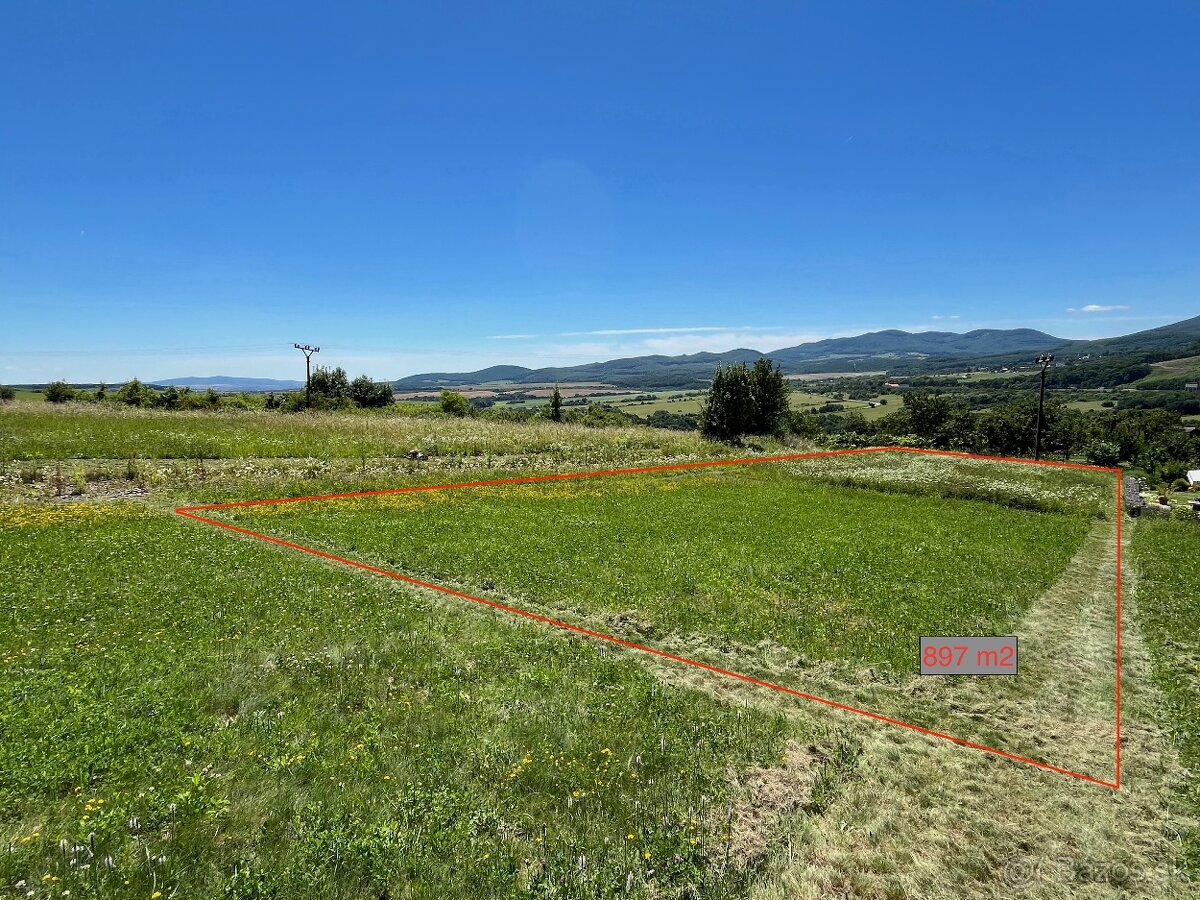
(293, 343), (320, 406)
(1034, 353), (1055, 460)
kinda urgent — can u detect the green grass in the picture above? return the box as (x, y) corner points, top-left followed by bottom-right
(778, 452), (1114, 518)
(1134, 353), (1200, 388)
(0, 503), (791, 899)
(217, 463), (1090, 674)
(612, 394), (706, 415)
(0, 404), (712, 463)
(1130, 518), (1200, 873)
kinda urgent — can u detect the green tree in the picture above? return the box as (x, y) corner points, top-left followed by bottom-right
(115, 378), (156, 407)
(0, 385), (15, 402)
(1084, 440), (1121, 467)
(350, 374), (394, 408)
(786, 410), (824, 440)
(1046, 408), (1091, 460)
(901, 392), (953, 443)
(748, 358), (790, 436)
(157, 385), (184, 410)
(45, 380), (76, 403)
(549, 384), (563, 422)
(309, 366), (351, 401)
(440, 389), (472, 417)
(700, 363), (754, 441)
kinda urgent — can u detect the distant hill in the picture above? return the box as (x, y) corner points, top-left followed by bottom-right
(1061, 314), (1200, 356)
(391, 328), (1068, 390)
(390, 315), (1200, 390)
(770, 328), (1059, 365)
(153, 376), (304, 393)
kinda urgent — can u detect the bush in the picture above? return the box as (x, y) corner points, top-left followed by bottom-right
(280, 392), (352, 412)
(786, 410), (824, 439)
(350, 374), (394, 409)
(566, 404), (632, 428)
(440, 390), (473, 417)
(638, 410), (698, 431)
(115, 378), (156, 407)
(1173, 478), (1192, 493)
(44, 380), (75, 403)
(309, 366), (351, 401)
(0, 385), (15, 402)
(1172, 504), (1200, 521)
(1085, 440), (1122, 467)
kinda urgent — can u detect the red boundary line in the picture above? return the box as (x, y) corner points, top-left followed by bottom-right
(175, 446), (1122, 789)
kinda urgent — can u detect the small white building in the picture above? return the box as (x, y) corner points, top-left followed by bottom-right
(1188, 470), (1200, 487)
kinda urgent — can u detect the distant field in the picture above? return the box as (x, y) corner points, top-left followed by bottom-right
(1148, 353), (1200, 374)
(1065, 399), (1114, 412)
(783, 372), (885, 382)
(617, 396), (705, 415)
(929, 370), (1038, 381)
(217, 463), (1090, 674)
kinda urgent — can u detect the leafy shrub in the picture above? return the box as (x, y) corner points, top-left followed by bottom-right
(0, 385), (15, 401)
(349, 374), (394, 408)
(44, 380), (75, 403)
(440, 390), (473, 417)
(115, 378), (156, 407)
(309, 366), (351, 401)
(1085, 440), (1122, 467)
(565, 403), (632, 428)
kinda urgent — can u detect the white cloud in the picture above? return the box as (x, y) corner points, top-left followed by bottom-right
(1066, 304), (1131, 313)
(930, 314), (961, 320)
(558, 326), (733, 337)
(487, 334), (539, 340)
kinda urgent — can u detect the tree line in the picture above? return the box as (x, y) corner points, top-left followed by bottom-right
(694, 358), (1198, 489)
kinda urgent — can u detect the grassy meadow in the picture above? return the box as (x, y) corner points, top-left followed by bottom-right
(2, 503), (794, 899)
(0, 401), (1194, 898)
(215, 465), (1090, 674)
(1130, 519), (1200, 872)
(0, 404), (712, 466)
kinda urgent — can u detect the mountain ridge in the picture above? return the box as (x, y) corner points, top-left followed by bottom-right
(391, 316), (1200, 390)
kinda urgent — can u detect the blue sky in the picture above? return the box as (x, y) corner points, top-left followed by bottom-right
(2, 2), (1197, 383)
